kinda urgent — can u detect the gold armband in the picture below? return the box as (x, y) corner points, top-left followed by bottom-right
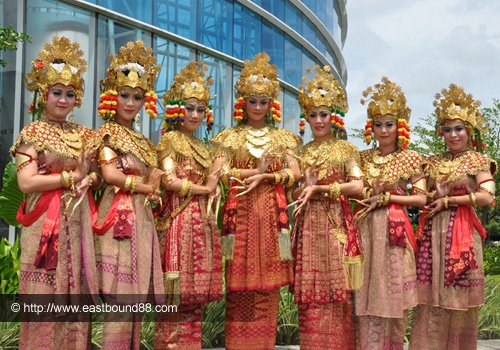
(479, 179), (495, 196)
(329, 182), (341, 200)
(98, 146), (118, 164)
(383, 192), (391, 206)
(411, 177), (427, 195)
(469, 192), (477, 207)
(160, 156), (175, 173)
(347, 165), (363, 180)
(274, 171), (283, 185)
(130, 176), (137, 193)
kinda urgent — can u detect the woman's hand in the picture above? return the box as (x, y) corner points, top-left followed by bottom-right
(73, 150), (91, 182)
(293, 185), (317, 215)
(354, 194), (380, 222)
(256, 151), (272, 174)
(426, 197), (446, 218)
(303, 166), (318, 188)
(236, 173), (266, 197)
(145, 168), (163, 193)
(205, 169), (221, 193)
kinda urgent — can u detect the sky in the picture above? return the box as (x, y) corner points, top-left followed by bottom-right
(343, 0), (500, 147)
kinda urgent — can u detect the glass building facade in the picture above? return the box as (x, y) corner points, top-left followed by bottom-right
(0, 0), (347, 239)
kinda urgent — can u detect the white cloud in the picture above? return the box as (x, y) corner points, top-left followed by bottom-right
(344, 0), (500, 148)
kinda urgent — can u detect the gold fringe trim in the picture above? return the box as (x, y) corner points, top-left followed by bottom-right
(163, 271), (181, 305)
(221, 234), (235, 260)
(279, 229), (293, 261)
(343, 255), (364, 291)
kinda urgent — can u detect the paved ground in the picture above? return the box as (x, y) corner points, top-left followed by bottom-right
(210, 339), (500, 349)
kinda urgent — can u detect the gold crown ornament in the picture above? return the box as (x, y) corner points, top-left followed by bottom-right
(297, 65), (348, 139)
(233, 52), (281, 124)
(24, 36), (87, 120)
(98, 41), (160, 121)
(433, 83), (487, 151)
(361, 77), (411, 149)
(162, 61), (214, 134)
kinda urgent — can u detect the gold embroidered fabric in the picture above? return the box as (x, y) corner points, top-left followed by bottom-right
(92, 122), (157, 167)
(10, 120), (93, 159)
(360, 149), (423, 188)
(297, 139), (361, 181)
(425, 151), (495, 184)
(211, 124), (301, 164)
(157, 130), (212, 170)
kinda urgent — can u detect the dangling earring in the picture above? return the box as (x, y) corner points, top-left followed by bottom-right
(134, 113), (141, 130)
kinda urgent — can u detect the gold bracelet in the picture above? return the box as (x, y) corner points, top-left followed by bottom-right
(230, 168), (241, 180)
(284, 169), (295, 187)
(179, 178), (189, 196)
(130, 176), (137, 193)
(124, 176), (133, 192)
(362, 187), (372, 199)
(186, 180), (193, 197)
(329, 182), (341, 200)
(60, 171), (71, 188)
(69, 171), (75, 191)
(377, 193), (385, 207)
(469, 192), (477, 207)
(442, 196), (449, 209)
(274, 171), (283, 184)
(382, 192), (391, 206)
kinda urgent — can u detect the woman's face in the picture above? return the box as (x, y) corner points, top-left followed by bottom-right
(245, 95), (271, 123)
(179, 98), (206, 134)
(116, 86), (144, 124)
(45, 83), (76, 122)
(373, 114), (397, 148)
(442, 119), (469, 153)
(307, 106), (332, 140)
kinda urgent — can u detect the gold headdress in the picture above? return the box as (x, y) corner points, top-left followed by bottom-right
(98, 41), (160, 120)
(162, 61), (214, 133)
(433, 84), (487, 151)
(233, 52), (282, 124)
(361, 77), (411, 149)
(297, 65), (347, 139)
(25, 36), (87, 119)
(433, 84), (485, 132)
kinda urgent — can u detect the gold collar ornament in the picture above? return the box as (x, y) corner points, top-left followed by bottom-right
(433, 84), (487, 152)
(98, 41), (160, 121)
(24, 36), (87, 120)
(361, 77), (411, 149)
(162, 61), (214, 134)
(297, 65), (348, 139)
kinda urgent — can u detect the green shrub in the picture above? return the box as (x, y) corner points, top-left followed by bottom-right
(483, 243), (500, 276)
(0, 237), (20, 294)
(479, 275), (500, 339)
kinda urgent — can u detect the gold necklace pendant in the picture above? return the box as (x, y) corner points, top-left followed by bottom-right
(367, 163), (381, 178)
(247, 127), (269, 138)
(373, 152), (393, 165)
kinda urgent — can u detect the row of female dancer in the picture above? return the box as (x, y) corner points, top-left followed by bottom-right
(12, 36), (496, 350)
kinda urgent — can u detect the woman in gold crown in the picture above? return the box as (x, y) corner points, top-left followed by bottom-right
(409, 85), (496, 350)
(11, 36), (99, 349)
(92, 41), (164, 349)
(354, 77), (427, 349)
(154, 61), (222, 349)
(290, 65), (363, 350)
(210, 52), (301, 350)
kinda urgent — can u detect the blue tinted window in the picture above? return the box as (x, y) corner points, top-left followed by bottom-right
(233, 3), (262, 60)
(302, 50), (317, 77)
(261, 20), (284, 77)
(302, 17), (317, 47)
(98, 0), (152, 23)
(197, 53), (233, 137)
(284, 2), (301, 33)
(154, 0), (195, 40)
(198, 0), (233, 55)
(150, 36), (193, 144)
(283, 37), (301, 87)
(259, 0), (284, 18)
